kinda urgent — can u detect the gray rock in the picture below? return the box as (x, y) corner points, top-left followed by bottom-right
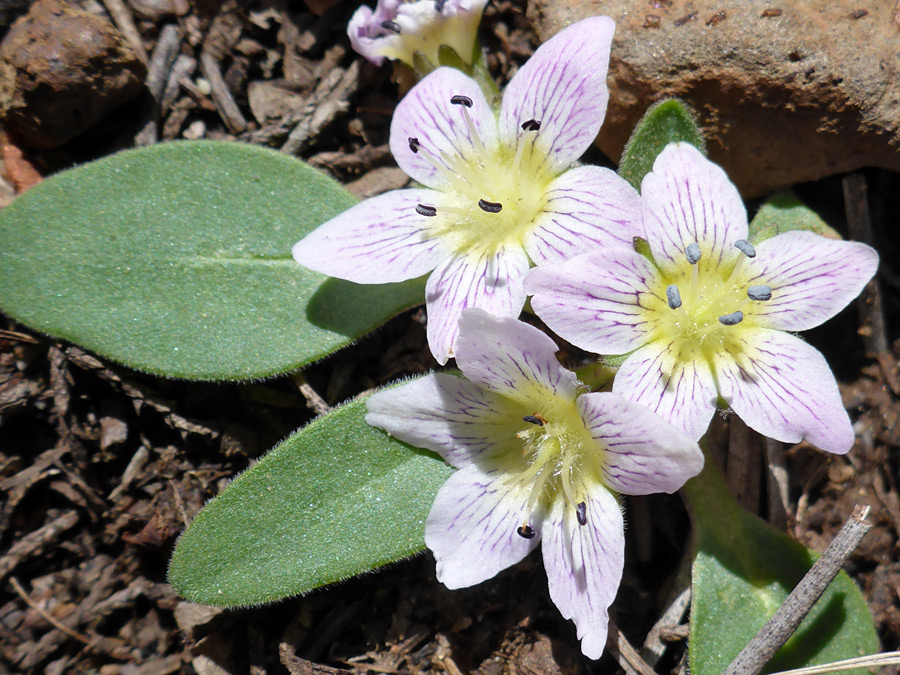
(528, 0), (900, 197)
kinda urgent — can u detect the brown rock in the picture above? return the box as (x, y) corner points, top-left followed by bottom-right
(529, 0), (900, 196)
(0, 0), (147, 148)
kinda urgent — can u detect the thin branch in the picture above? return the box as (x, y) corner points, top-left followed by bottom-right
(10, 576), (92, 645)
(768, 651), (900, 675)
(723, 506), (872, 675)
(607, 618), (658, 675)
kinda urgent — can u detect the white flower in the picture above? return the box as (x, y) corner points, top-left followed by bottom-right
(527, 143), (880, 451)
(365, 310), (703, 658)
(348, 0), (487, 68)
(294, 17), (642, 364)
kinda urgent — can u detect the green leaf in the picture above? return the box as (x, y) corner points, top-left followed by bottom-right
(618, 98), (706, 191)
(0, 141), (425, 380)
(684, 457), (879, 675)
(748, 191), (843, 244)
(168, 388), (453, 605)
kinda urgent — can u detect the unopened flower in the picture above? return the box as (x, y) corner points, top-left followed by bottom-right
(348, 0), (487, 69)
(294, 17), (642, 364)
(527, 142), (879, 452)
(365, 310), (703, 658)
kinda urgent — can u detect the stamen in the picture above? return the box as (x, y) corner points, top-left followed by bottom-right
(381, 20), (401, 32)
(450, 94), (473, 107)
(747, 285), (772, 301)
(719, 311), (744, 326)
(686, 242), (701, 264)
(576, 501), (587, 526)
(416, 204), (437, 217)
(520, 119), (542, 131)
(523, 415), (544, 427)
(457, 100), (485, 155)
(408, 137), (420, 153)
(735, 239), (756, 258)
(478, 199), (502, 213)
(666, 284), (682, 309)
(517, 525), (536, 539)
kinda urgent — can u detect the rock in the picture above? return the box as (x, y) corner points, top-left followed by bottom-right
(0, 0), (147, 149)
(529, 0), (900, 197)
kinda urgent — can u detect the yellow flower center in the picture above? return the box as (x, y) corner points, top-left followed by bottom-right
(646, 240), (771, 366)
(500, 384), (604, 536)
(412, 105), (557, 258)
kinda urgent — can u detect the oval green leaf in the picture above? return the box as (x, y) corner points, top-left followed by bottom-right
(684, 458), (879, 675)
(618, 98), (706, 191)
(0, 141), (425, 380)
(749, 191), (842, 244)
(168, 389), (453, 606)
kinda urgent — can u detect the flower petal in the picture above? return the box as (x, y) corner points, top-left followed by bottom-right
(292, 189), (446, 283)
(425, 465), (541, 589)
(389, 67), (497, 189)
(453, 309), (580, 401)
(525, 166), (643, 265)
(365, 373), (523, 469)
(425, 247), (529, 364)
(613, 341), (719, 442)
(541, 489), (623, 660)
(714, 329), (854, 454)
(347, 0), (402, 66)
(642, 143), (748, 274)
(747, 231), (879, 331)
(526, 249), (659, 356)
(499, 16), (615, 173)
(577, 392), (703, 495)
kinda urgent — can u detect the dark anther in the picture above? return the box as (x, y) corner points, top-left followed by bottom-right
(666, 284), (682, 310)
(747, 284), (772, 301)
(719, 311), (744, 326)
(576, 502), (587, 526)
(686, 242), (702, 264)
(521, 119), (542, 131)
(416, 204), (437, 217)
(408, 137), (420, 153)
(478, 199), (502, 213)
(434, 0), (445, 11)
(381, 20), (401, 32)
(450, 94), (473, 107)
(523, 415), (544, 427)
(734, 239), (756, 258)
(517, 525), (536, 539)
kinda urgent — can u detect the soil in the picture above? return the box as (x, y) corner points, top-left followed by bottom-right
(0, 1), (898, 674)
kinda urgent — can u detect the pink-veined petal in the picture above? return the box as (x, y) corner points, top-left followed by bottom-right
(714, 329), (855, 454)
(425, 247), (529, 364)
(347, 0), (403, 65)
(541, 489), (623, 660)
(365, 373), (523, 469)
(292, 189), (446, 283)
(454, 309), (580, 401)
(389, 68), (497, 189)
(499, 16), (615, 173)
(746, 231), (879, 331)
(577, 392), (703, 495)
(526, 249), (659, 356)
(425, 465), (542, 589)
(642, 143), (748, 275)
(613, 341), (719, 442)
(525, 165), (643, 265)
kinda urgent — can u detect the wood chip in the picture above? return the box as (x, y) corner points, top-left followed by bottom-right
(0, 511), (79, 582)
(199, 50), (247, 134)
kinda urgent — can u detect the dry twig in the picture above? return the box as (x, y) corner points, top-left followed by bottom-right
(607, 618), (658, 675)
(723, 505), (873, 675)
(101, 0), (149, 64)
